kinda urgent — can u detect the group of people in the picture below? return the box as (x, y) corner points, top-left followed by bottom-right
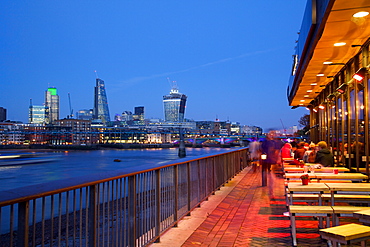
(280, 140), (334, 167)
(249, 133), (335, 169)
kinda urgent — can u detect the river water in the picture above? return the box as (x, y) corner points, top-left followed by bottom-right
(0, 147), (232, 192)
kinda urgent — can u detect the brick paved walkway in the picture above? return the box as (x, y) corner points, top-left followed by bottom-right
(151, 166), (365, 247)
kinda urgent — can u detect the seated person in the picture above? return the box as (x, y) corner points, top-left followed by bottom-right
(315, 141), (334, 167)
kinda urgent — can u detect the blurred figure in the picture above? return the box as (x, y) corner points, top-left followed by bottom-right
(261, 131), (283, 171)
(294, 142), (306, 160)
(315, 141), (334, 167)
(303, 142), (316, 163)
(249, 138), (261, 171)
(281, 142), (293, 159)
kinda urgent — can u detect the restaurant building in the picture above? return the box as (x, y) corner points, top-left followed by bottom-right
(288, 0), (370, 171)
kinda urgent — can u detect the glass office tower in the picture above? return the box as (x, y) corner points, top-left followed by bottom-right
(163, 86), (187, 122)
(29, 105), (47, 124)
(45, 87), (59, 124)
(93, 78), (111, 124)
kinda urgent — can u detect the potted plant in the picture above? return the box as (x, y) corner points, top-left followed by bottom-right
(300, 174), (310, 185)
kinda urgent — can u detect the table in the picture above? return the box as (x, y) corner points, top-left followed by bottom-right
(353, 209), (370, 224)
(287, 183), (329, 205)
(325, 183), (370, 206)
(284, 167), (349, 173)
(284, 173), (368, 182)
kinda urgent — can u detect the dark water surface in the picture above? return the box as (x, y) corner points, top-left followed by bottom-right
(0, 148), (231, 191)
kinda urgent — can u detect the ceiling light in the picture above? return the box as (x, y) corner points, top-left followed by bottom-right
(334, 42), (346, 47)
(310, 83), (318, 86)
(323, 61), (333, 64)
(319, 105), (325, 110)
(313, 107), (318, 113)
(353, 11), (369, 18)
(353, 67), (367, 81)
(306, 90), (313, 92)
(317, 73), (325, 77)
(304, 95), (309, 98)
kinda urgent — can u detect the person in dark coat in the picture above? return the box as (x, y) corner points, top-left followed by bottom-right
(261, 131), (283, 171)
(293, 142), (306, 160)
(315, 141), (334, 167)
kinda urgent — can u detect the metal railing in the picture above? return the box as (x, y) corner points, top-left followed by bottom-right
(0, 148), (249, 247)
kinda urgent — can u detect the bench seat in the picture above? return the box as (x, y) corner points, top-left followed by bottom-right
(320, 223), (370, 247)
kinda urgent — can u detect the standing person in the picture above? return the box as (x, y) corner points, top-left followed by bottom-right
(261, 131), (283, 171)
(248, 138), (261, 171)
(315, 141), (334, 167)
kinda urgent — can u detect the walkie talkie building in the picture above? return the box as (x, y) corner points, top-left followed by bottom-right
(93, 78), (111, 124)
(163, 86), (187, 122)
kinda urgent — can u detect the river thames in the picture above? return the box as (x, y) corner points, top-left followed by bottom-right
(0, 147), (233, 191)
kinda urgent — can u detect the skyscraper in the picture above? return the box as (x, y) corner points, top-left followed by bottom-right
(163, 85), (187, 122)
(93, 78), (110, 124)
(29, 105), (47, 124)
(133, 106), (144, 121)
(45, 87), (59, 124)
(0, 107), (6, 122)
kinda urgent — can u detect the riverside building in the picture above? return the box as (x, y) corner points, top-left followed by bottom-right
(288, 0), (370, 171)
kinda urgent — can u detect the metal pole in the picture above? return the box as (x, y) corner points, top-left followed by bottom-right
(261, 154), (267, 186)
(178, 127), (186, 158)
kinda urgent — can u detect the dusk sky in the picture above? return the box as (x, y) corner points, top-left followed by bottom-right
(1, 1), (308, 131)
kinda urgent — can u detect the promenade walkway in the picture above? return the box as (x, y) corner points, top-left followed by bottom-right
(150, 165), (333, 247)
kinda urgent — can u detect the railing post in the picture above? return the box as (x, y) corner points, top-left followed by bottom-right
(187, 162), (191, 215)
(88, 185), (97, 247)
(174, 165), (179, 226)
(128, 175), (137, 247)
(18, 201), (29, 247)
(155, 169), (161, 242)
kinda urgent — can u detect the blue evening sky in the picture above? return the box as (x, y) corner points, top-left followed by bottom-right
(1, 1), (307, 131)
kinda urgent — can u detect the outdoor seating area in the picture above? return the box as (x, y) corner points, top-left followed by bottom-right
(151, 163), (370, 247)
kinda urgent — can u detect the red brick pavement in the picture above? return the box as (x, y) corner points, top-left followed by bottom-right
(181, 167), (332, 247)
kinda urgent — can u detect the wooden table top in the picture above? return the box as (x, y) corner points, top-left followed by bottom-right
(285, 173), (368, 180)
(325, 183), (370, 191)
(287, 182), (330, 192)
(284, 167), (349, 173)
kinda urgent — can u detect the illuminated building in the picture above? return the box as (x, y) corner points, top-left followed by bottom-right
(288, 1), (370, 170)
(0, 107), (6, 122)
(163, 85), (187, 122)
(93, 78), (110, 124)
(133, 106), (144, 121)
(76, 109), (93, 120)
(29, 105), (47, 124)
(45, 87), (59, 124)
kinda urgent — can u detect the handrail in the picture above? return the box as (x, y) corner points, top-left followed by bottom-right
(0, 147), (250, 247)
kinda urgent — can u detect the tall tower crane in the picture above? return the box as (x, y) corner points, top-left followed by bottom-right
(68, 93), (73, 118)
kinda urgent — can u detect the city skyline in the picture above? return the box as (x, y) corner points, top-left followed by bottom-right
(1, 1), (308, 130)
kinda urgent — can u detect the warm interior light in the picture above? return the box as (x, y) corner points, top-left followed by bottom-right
(353, 11), (369, 18)
(323, 61), (333, 64)
(313, 108), (318, 113)
(310, 83), (318, 86)
(300, 100), (305, 102)
(304, 95), (309, 97)
(306, 90), (313, 92)
(316, 73), (325, 77)
(353, 67), (367, 81)
(319, 105), (325, 110)
(334, 42), (346, 47)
